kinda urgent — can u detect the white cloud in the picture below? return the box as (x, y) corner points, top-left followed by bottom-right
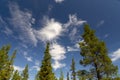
(67, 43), (79, 52)
(13, 65), (24, 72)
(54, 0), (64, 3)
(111, 48), (120, 62)
(23, 51), (33, 62)
(64, 14), (86, 28)
(36, 17), (63, 42)
(50, 42), (66, 61)
(52, 61), (66, 70)
(50, 42), (66, 70)
(9, 3), (37, 46)
(25, 56), (33, 62)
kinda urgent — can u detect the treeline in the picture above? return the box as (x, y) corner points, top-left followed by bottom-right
(0, 24), (120, 80)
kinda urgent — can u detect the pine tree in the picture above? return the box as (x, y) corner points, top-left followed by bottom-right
(38, 43), (56, 80)
(21, 64), (29, 80)
(35, 72), (40, 80)
(79, 24), (118, 80)
(0, 45), (16, 80)
(70, 58), (76, 80)
(12, 70), (21, 80)
(59, 70), (64, 80)
(67, 72), (69, 80)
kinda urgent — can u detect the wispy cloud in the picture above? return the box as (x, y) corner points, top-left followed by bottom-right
(104, 34), (109, 38)
(0, 16), (13, 35)
(30, 60), (40, 71)
(64, 14), (86, 28)
(9, 2), (37, 46)
(64, 14), (86, 42)
(111, 48), (120, 62)
(97, 20), (105, 27)
(13, 65), (24, 72)
(50, 42), (66, 70)
(67, 43), (79, 52)
(54, 0), (64, 3)
(3, 27), (13, 35)
(23, 51), (33, 62)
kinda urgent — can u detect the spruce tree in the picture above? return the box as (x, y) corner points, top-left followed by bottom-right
(21, 64), (29, 80)
(0, 45), (16, 80)
(12, 70), (21, 80)
(35, 72), (40, 80)
(70, 58), (76, 80)
(67, 72), (69, 80)
(79, 24), (118, 80)
(59, 70), (64, 80)
(38, 43), (56, 80)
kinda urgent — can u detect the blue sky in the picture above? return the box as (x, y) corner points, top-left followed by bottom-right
(0, 0), (120, 79)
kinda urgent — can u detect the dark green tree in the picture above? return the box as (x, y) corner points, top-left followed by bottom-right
(77, 70), (93, 80)
(70, 58), (76, 80)
(67, 72), (69, 80)
(0, 45), (16, 80)
(79, 24), (118, 80)
(12, 70), (21, 80)
(38, 43), (56, 80)
(21, 64), (29, 80)
(59, 70), (64, 80)
(35, 72), (40, 80)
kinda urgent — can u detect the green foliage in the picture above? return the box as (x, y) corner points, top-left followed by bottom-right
(77, 70), (93, 80)
(67, 72), (69, 80)
(21, 64), (29, 80)
(12, 70), (21, 80)
(37, 43), (56, 80)
(79, 24), (118, 80)
(70, 58), (76, 80)
(59, 70), (64, 80)
(0, 45), (16, 80)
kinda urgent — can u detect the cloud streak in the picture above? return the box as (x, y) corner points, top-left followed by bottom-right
(111, 48), (120, 62)
(23, 51), (33, 62)
(54, 0), (64, 3)
(13, 65), (24, 72)
(9, 3), (37, 46)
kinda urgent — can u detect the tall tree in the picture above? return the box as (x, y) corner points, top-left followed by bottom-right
(21, 64), (29, 80)
(79, 24), (118, 80)
(67, 72), (69, 80)
(0, 45), (16, 80)
(38, 43), (56, 80)
(70, 58), (76, 80)
(59, 70), (64, 80)
(12, 70), (21, 80)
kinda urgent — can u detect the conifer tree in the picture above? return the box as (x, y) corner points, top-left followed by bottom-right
(21, 64), (29, 80)
(38, 43), (56, 80)
(35, 72), (40, 80)
(79, 24), (118, 80)
(67, 72), (69, 80)
(0, 45), (16, 80)
(12, 70), (21, 80)
(70, 58), (76, 80)
(59, 70), (64, 80)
